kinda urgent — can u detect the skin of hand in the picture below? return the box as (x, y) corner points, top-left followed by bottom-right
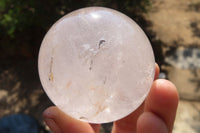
(43, 63), (179, 133)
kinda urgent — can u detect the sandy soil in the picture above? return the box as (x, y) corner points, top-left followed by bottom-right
(144, 0), (200, 47)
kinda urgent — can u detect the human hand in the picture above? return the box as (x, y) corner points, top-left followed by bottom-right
(43, 63), (179, 133)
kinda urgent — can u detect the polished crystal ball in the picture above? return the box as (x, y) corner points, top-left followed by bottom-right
(38, 7), (155, 123)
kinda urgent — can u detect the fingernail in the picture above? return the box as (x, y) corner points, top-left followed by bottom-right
(44, 118), (61, 133)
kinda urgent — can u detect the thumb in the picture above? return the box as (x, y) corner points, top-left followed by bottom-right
(43, 106), (97, 133)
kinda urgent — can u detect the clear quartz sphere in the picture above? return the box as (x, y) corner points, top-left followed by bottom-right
(38, 7), (155, 124)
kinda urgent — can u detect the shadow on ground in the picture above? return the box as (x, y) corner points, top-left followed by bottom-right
(0, 58), (53, 122)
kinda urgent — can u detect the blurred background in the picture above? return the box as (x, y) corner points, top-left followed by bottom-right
(0, 0), (200, 133)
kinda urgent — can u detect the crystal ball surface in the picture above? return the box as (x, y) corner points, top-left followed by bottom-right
(38, 7), (155, 123)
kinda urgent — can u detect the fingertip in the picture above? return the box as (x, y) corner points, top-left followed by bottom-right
(43, 106), (58, 119)
(150, 79), (179, 107)
(145, 79), (179, 132)
(43, 106), (62, 133)
(43, 106), (95, 133)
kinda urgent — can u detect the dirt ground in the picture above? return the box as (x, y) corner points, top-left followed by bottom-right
(145, 0), (200, 47)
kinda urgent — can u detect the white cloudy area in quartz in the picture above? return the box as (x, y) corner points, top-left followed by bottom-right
(38, 7), (155, 123)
